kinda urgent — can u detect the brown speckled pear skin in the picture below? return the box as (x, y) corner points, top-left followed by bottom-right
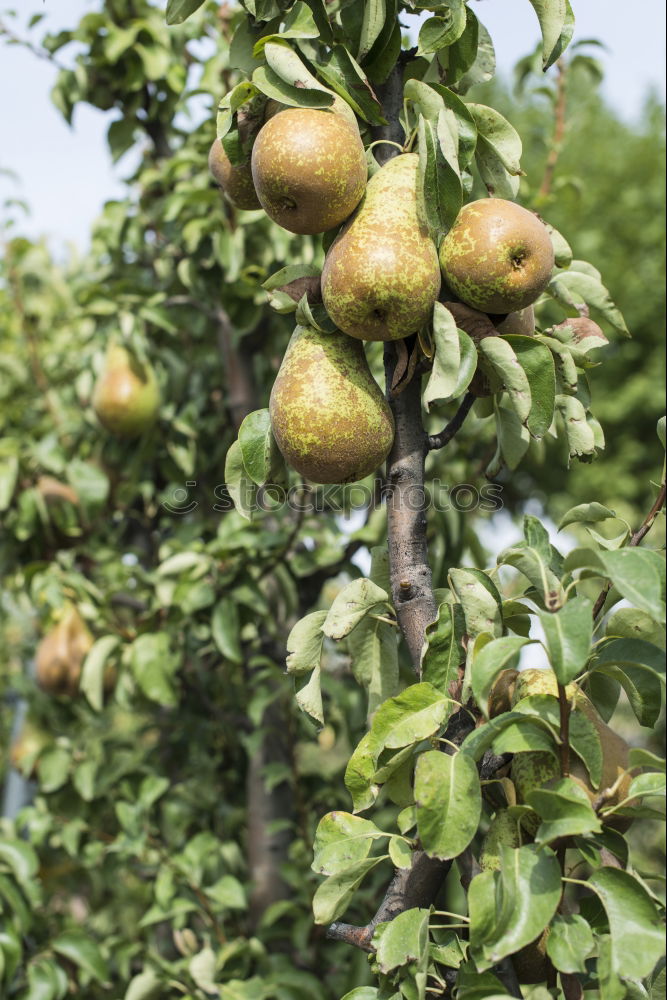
(269, 325), (394, 484)
(493, 304), (535, 336)
(439, 199), (554, 314)
(208, 139), (261, 210)
(321, 154), (441, 342)
(92, 345), (160, 438)
(250, 109), (367, 235)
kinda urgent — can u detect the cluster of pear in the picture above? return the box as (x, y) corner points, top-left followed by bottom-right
(209, 103), (555, 484)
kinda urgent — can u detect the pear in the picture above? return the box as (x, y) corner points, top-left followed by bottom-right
(492, 305), (535, 336)
(208, 139), (261, 210)
(269, 325), (394, 484)
(513, 930), (551, 984)
(439, 199), (554, 313)
(93, 345), (160, 438)
(510, 668), (633, 831)
(36, 604), (94, 697)
(479, 809), (522, 871)
(321, 154), (441, 341)
(10, 719), (50, 778)
(251, 108), (367, 235)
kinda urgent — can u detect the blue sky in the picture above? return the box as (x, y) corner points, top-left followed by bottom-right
(1, 0), (665, 251)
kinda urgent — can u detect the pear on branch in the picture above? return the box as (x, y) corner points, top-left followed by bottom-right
(36, 604), (94, 697)
(322, 153), (441, 341)
(92, 344), (160, 438)
(251, 108), (367, 235)
(439, 199), (554, 313)
(208, 139), (261, 211)
(269, 325), (394, 484)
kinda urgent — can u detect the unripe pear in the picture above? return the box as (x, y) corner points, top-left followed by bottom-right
(514, 929), (551, 984)
(92, 345), (160, 438)
(208, 139), (261, 210)
(321, 154), (441, 341)
(251, 108), (367, 235)
(269, 325), (394, 484)
(439, 199), (554, 313)
(36, 604), (94, 697)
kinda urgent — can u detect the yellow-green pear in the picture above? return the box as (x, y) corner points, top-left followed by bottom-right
(93, 345), (160, 438)
(251, 108), (367, 235)
(439, 199), (554, 313)
(269, 325), (394, 484)
(36, 604), (94, 697)
(208, 139), (261, 210)
(321, 154), (441, 341)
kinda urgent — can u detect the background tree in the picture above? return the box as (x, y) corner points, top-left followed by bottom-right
(0, 2), (664, 999)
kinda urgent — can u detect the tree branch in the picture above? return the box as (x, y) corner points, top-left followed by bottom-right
(428, 393), (476, 451)
(538, 59), (567, 200)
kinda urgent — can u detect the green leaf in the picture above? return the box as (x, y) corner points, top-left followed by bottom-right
(497, 540), (564, 611)
(471, 636), (532, 718)
(313, 45), (386, 125)
(238, 409), (285, 487)
(487, 403), (531, 474)
(546, 914), (594, 973)
(461, 710), (556, 762)
(512, 694), (603, 787)
(478, 337), (531, 424)
(344, 683), (452, 812)
(467, 105), (522, 177)
(587, 868), (666, 980)
(607, 607), (665, 650)
(468, 844), (562, 969)
(0, 453), (18, 511)
(548, 270), (628, 336)
(294, 665), (324, 726)
(80, 635), (119, 711)
(598, 549), (665, 623)
(538, 597), (593, 685)
(526, 0), (574, 68)
(591, 638), (665, 728)
(555, 394), (597, 462)
(528, 777), (602, 843)
(559, 502), (617, 530)
(124, 969), (163, 1000)
(131, 633), (178, 706)
(347, 612), (399, 718)
(415, 750), (481, 859)
(0, 840), (38, 886)
(424, 305), (476, 409)
(224, 440), (258, 521)
(312, 812), (384, 875)
(165, 0), (205, 25)
(52, 931), (109, 984)
(323, 578), (389, 640)
(504, 335), (556, 439)
(627, 772), (666, 800)
(312, 856), (386, 924)
(421, 601), (466, 695)
(286, 611), (327, 675)
(205, 875), (247, 910)
(449, 568), (503, 639)
(373, 907), (430, 974)
(358, 0), (387, 60)
(66, 460), (109, 514)
(417, 4), (466, 56)
(211, 598), (242, 664)
(252, 65), (334, 110)
(37, 747), (71, 793)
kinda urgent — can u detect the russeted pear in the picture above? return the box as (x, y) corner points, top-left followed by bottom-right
(321, 154), (441, 341)
(92, 344), (160, 438)
(269, 325), (394, 484)
(208, 139), (261, 211)
(439, 199), (554, 313)
(493, 305), (535, 336)
(251, 108), (367, 235)
(36, 604), (94, 697)
(510, 668), (633, 831)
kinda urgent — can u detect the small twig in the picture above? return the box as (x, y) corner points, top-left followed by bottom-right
(592, 480), (666, 620)
(428, 393), (476, 451)
(0, 17), (67, 70)
(557, 683), (571, 777)
(538, 59), (567, 200)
